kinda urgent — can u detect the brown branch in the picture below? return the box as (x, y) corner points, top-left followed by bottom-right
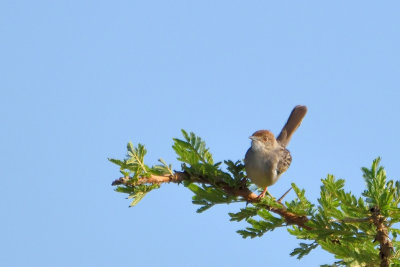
(370, 207), (394, 267)
(329, 218), (371, 223)
(112, 172), (311, 230)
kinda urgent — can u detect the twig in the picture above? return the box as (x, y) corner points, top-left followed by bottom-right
(329, 218), (371, 223)
(278, 187), (292, 203)
(112, 172), (311, 230)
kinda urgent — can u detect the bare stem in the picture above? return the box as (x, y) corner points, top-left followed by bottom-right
(278, 187), (292, 203)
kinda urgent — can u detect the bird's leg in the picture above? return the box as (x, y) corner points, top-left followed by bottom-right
(257, 186), (271, 199)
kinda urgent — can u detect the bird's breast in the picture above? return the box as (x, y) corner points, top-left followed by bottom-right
(244, 148), (279, 188)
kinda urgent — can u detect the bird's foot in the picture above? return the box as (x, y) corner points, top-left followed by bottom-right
(256, 187), (272, 200)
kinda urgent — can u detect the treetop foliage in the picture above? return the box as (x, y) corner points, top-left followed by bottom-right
(110, 130), (399, 266)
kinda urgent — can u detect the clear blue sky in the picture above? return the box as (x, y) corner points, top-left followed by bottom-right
(2, 1), (400, 266)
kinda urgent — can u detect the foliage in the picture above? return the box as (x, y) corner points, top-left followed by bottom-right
(110, 130), (400, 266)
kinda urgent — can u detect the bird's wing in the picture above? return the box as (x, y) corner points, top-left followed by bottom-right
(277, 148), (292, 176)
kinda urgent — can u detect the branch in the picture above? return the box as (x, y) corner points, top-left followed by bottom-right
(329, 218), (371, 223)
(112, 172), (311, 230)
(370, 207), (394, 267)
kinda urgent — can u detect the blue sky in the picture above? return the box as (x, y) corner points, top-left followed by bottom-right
(2, 1), (400, 266)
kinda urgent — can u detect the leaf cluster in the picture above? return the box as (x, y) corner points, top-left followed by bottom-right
(172, 130), (247, 188)
(109, 130), (247, 209)
(229, 204), (285, 238)
(109, 142), (171, 206)
(231, 158), (400, 266)
(289, 158), (400, 266)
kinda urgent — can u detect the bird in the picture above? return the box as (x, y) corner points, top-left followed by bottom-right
(244, 105), (307, 199)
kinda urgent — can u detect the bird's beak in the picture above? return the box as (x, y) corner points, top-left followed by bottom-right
(249, 136), (256, 141)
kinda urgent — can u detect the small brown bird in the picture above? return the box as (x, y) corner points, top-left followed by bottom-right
(244, 105), (307, 198)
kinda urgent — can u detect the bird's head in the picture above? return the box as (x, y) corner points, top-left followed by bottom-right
(249, 130), (278, 150)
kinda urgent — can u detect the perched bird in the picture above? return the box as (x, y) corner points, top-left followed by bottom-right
(244, 105), (307, 198)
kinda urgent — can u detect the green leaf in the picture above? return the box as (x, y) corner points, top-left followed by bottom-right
(172, 130), (214, 165)
(151, 158), (173, 175)
(129, 192), (147, 207)
(290, 242), (318, 259)
(229, 206), (259, 222)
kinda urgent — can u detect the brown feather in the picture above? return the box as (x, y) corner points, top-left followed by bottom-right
(277, 105), (307, 147)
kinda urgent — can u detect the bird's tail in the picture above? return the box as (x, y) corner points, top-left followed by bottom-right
(277, 105), (307, 147)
